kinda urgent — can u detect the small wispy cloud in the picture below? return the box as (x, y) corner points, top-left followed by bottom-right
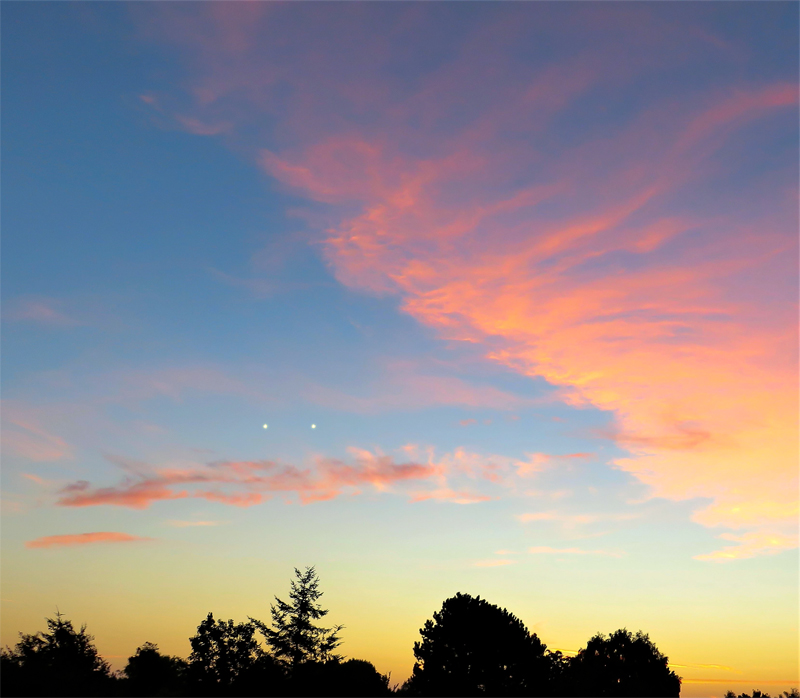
(529, 546), (624, 558)
(693, 531), (798, 562)
(518, 511), (639, 525)
(2, 414), (73, 462)
(175, 115), (232, 136)
(474, 559), (518, 567)
(4, 298), (79, 326)
(25, 532), (154, 549)
(516, 452), (595, 477)
(57, 450), (443, 509)
(410, 488), (491, 505)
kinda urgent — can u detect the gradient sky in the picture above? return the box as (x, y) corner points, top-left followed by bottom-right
(1, 3), (798, 696)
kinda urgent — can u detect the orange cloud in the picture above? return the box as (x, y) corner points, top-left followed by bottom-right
(25, 532), (153, 549)
(57, 450), (443, 509)
(409, 488), (491, 505)
(139, 5), (798, 559)
(693, 531), (799, 562)
(259, 84), (798, 560)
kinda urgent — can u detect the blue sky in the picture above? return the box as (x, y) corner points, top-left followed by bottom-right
(2, 3), (798, 693)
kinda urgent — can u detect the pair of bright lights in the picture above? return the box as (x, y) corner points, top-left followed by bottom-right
(262, 424), (316, 429)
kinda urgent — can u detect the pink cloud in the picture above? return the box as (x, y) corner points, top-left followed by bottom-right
(299, 358), (536, 413)
(2, 412), (73, 462)
(59, 479), (188, 509)
(135, 5), (798, 560)
(57, 449), (443, 509)
(25, 532), (153, 549)
(55, 445), (554, 511)
(409, 488), (492, 505)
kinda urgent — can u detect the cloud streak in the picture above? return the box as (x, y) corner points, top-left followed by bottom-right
(25, 532), (153, 549)
(528, 546), (623, 558)
(57, 449), (443, 509)
(55, 445), (574, 511)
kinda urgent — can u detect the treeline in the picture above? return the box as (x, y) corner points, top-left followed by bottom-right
(1, 568), (796, 698)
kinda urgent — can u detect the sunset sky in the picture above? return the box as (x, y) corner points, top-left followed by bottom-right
(1, 3), (798, 695)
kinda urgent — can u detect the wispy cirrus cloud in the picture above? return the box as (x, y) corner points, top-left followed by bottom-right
(54, 445), (572, 510)
(529, 546), (624, 558)
(693, 531), (799, 562)
(57, 449), (443, 509)
(1, 409), (73, 463)
(25, 532), (153, 549)
(134, 3), (798, 561)
(409, 488), (491, 505)
(473, 559), (517, 567)
(4, 298), (80, 326)
(518, 511), (639, 525)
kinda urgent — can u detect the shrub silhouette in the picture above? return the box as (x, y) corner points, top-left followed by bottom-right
(404, 592), (552, 696)
(0, 612), (112, 697)
(725, 688), (800, 698)
(288, 658), (392, 697)
(122, 641), (187, 696)
(565, 629), (681, 697)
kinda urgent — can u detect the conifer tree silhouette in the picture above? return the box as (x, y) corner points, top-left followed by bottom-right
(253, 566), (343, 668)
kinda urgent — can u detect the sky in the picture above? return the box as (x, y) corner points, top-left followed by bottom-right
(1, 2), (798, 695)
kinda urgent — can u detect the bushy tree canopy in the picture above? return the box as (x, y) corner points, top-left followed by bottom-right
(0, 613), (111, 697)
(566, 629), (681, 697)
(406, 592), (551, 696)
(123, 642), (187, 697)
(187, 612), (283, 696)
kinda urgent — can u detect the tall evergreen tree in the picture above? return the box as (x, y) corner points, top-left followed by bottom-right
(253, 567), (343, 668)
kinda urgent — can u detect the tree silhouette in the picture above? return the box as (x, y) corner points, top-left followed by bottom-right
(725, 688), (800, 698)
(123, 641), (187, 696)
(187, 612), (284, 696)
(566, 629), (681, 697)
(290, 658), (392, 697)
(253, 567), (343, 668)
(0, 612), (112, 697)
(405, 592), (552, 696)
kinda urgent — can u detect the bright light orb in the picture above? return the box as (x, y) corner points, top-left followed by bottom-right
(311, 424), (316, 429)
(263, 424), (268, 429)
